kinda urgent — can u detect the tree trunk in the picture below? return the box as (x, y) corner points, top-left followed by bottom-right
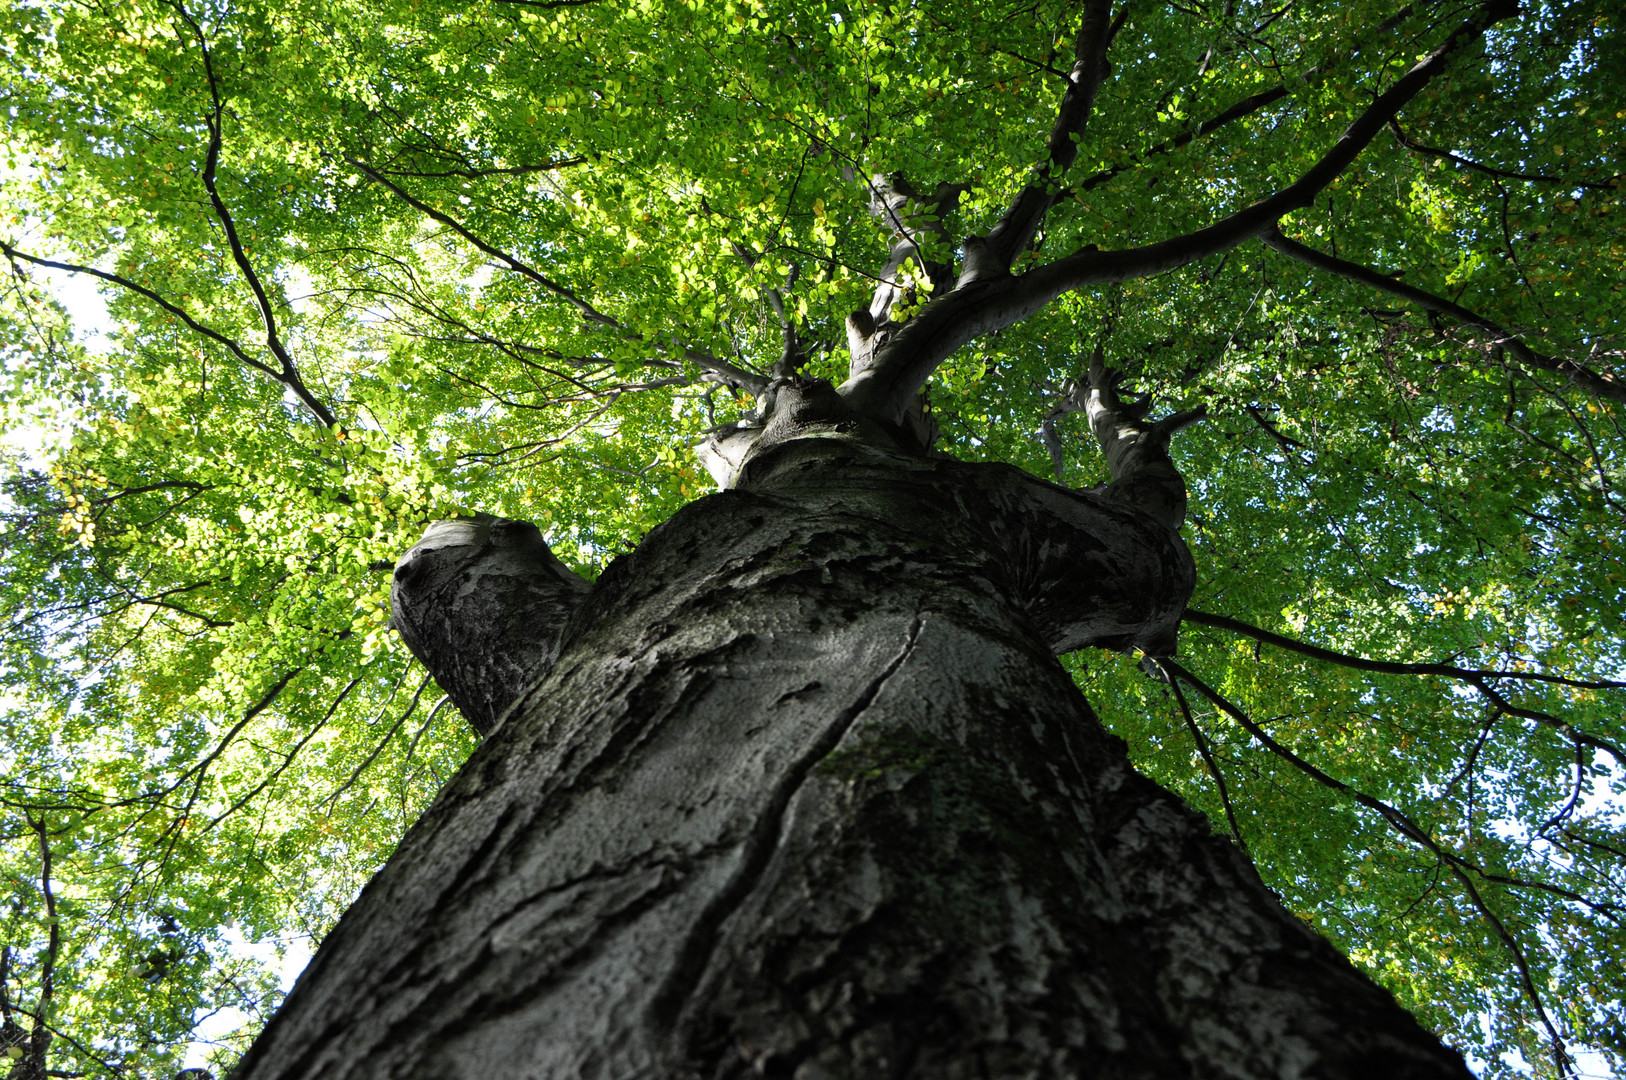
(231, 432), (1473, 1080)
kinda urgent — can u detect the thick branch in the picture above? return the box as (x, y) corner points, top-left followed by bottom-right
(1262, 226), (1625, 403)
(868, 176), (964, 314)
(1083, 353), (1205, 530)
(837, 0), (1515, 425)
(833, 177), (953, 453)
(1040, 377), (1089, 482)
(977, 0), (1116, 275)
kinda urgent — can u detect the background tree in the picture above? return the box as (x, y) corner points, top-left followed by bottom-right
(0, 0), (1622, 1075)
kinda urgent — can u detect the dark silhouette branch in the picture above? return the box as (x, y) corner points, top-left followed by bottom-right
(1160, 661), (1248, 852)
(1162, 658), (1584, 1077)
(27, 814), (59, 1075)
(978, 0), (1116, 275)
(1161, 658), (1620, 916)
(6, 5), (341, 428)
(347, 158), (617, 327)
(148, 668), (304, 805)
(488, 0), (604, 8)
(0, 1002), (123, 1078)
(1, 244), (285, 388)
(92, 479), (214, 501)
(205, 674), (368, 829)
(172, 1), (337, 428)
(369, 157), (587, 180)
(132, 595), (232, 628)
(1069, 84), (1290, 197)
(1389, 118), (1619, 191)
(1182, 607), (1626, 769)
(1262, 226), (1626, 403)
(301, 243), (673, 391)
(348, 159), (770, 393)
(321, 674), (434, 810)
(1182, 609), (1626, 692)
(402, 694), (456, 767)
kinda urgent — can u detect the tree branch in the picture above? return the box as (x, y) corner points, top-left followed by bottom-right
(1389, 118), (1619, 191)
(321, 674), (433, 809)
(1, 244), (296, 399)
(977, 0), (1117, 276)
(1162, 657), (1585, 1077)
(731, 242), (802, 378)
(838, 0), (1516, 425)
(1083, 352), (1206, 531)
(171, 1), (337, 428)
(146, 668), (304, 806)
(1158, 657), (1610, 910)
(1262, 225), (1625, 403)
(1181, 607), (1626, 768)
(28, 814), (59, 1074)
(205, 675), (367, 829)
(368, 157), (587, 181)
(1068, 84), (1290, 197)
(349, 159), (770, 394)
(1160, 662), (1248, 852)
(347, 158), (616, 326)
(843, 174), (965, 380)
(488, 0), (604, 8)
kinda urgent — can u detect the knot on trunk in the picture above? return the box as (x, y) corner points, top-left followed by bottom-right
(391, 516), (590, 736)
(1083, 354), (1206, 532)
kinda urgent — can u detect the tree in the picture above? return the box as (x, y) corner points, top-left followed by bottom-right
(0, 0), (1622, 1074)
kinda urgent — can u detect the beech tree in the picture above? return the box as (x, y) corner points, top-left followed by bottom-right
(2, 0), (1623, 1075)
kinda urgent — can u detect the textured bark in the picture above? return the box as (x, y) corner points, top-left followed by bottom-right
(391, 515), (591, 736)
(233, 427), (1472, 1080)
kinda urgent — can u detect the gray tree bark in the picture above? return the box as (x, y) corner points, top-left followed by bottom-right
(230, 386), (1473, 1080)
(391, 515), (591, 737)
